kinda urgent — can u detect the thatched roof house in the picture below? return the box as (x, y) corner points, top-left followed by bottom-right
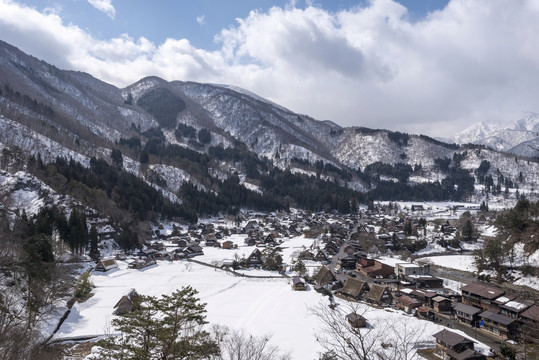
(339, 278), (369, 300)
(95, 258), (118, 272)
(315, 266), (337, 286)
(365, 284), (392, 306)
(346, 312), (367, 328)
(113, 289), (141, 315)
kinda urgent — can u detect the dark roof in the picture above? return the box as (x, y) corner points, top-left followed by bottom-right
(340, 278), (369, 299)
(454, 303), (482, 315)
(432, 296), (450, 303)
(346, 312), (366, 325)
(366, 284), (390, 302)
(433, 329), (474, 347)
(480, 310), (516, 326)
(397, 295), (421, 306)
(315, 266), (337, 286)
(113, 289), (141, 315)
(501, 299), (534, 313)
(493, 294), (516, 305)
(411, 289), (438, 299)
(521, 304), (539, 322)
(461, 283), (504, 300)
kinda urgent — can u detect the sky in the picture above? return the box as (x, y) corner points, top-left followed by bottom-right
(0, 0), (538, 138)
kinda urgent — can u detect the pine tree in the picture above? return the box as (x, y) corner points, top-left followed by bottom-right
(89, 225), (99, 261)
(94, 286), (219, 360)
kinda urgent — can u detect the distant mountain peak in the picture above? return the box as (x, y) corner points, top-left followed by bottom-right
(453, 112), (539, 155)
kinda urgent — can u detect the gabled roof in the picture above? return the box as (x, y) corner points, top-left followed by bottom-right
(365, 284), (390, 302)
(433, 329), (474, 347)
(493, 294), (517, 305)
(501, 299), (533, 313)
(432, 296), (450, 303)
(521, 304), (539, 322)
(453, 303), (481, 315)
(461, 283), (504, 299)
(315, 266), (337, 286)
(397, 295), (420, 306)
(480, 310), (516, 326)
(411, 289), (437, 299)
(341, 278), (369, 299)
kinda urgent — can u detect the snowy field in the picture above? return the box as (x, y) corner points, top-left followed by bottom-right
(53, 260), (491, 359)
(419, 255), (477, 272)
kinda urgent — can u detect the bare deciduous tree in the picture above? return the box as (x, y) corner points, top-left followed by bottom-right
(310, 301), (428, 360)
(211, 325), (291, 360)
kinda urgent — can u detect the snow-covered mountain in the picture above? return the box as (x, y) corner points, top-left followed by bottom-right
(453, 113), (539, 157)
(1, 38), (539, 218)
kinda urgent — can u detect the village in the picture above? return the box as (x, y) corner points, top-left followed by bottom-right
(81, 202), (539, 359)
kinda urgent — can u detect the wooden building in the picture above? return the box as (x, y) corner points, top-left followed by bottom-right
(453, 303), (481, 327)
(95, 258), (118, 272)
(479, 310), (518, 340)
(432, 296), (452, 314)
(346, 312), (367, 328)
(396, 295), (421, 314)
(291, 276), (307, 291)
(432, 329), (485, 360)
(365, 284), (392, 306)
(113, 289), (141, 315)
(519, 304), (539, 344)
(315, 266), (337, 287)
(460, 283), (504, 311)
(338, 278), (370, 301)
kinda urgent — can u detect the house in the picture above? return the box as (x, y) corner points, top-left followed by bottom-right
(340, 254), (357, 269)
(222, 240), (234, 249)
(410, 289), (438, 307)
(298, 250), (315, 261)
(128, 259), (147, 269)
(244, 237), (257, 246)
(247, 248), (263, 267)
(113, 289), (141, 315)
(453, 303), (481, 326)
(405, 275), (444, 288)
(183, 244), (204, 258)
(432, 329), (485, 360)
(416, 307), (430, 319)
(346, 312), (367, 328)
(460, 283), (504, 310)
(411, 204), (425, 212)
(479, 310), (518, 340)
(315, 266), (337, 287)
(432, 296), (452, 313)
(153, 250), (170, 260)
(338, 278), (370, 301)
(291, 276), (307, 291)
(314, 250), (330, 263)
(365, 284), (392, 306)
(395, 262), (430, 279)
(499, 299), (533, 319)
(396, 295), (421, 314)
(95, 258), (118, 272)
(519, 304), (539, 344)
(358, 260), (395, 278)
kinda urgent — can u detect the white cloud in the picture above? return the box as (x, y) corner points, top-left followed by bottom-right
(196, 15), (205, 26)
(0, 0), (538, 137)
(88, 0), (115, 19)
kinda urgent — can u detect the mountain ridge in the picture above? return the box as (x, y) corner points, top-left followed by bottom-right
(1, 38), (538, 227)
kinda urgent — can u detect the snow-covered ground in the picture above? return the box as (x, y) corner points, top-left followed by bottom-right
(419, 255), (477, 272)
(53, 260), (491, 360)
